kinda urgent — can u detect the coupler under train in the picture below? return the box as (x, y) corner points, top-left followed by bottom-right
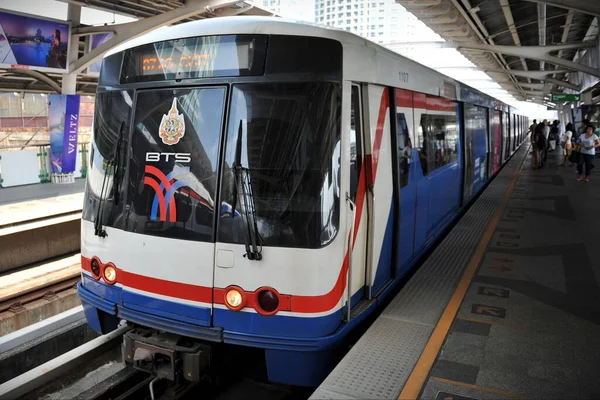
(122, 328), (211, 382)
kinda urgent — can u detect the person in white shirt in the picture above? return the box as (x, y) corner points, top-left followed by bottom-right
(577, 125), (600, 182)
(558, 130), (573, 167)
(548, 120), (558, 151)
(543, 119), (550, 139)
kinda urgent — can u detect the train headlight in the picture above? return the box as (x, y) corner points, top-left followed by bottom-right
(225, 289), (243, 309)
(91, 258), (100, 278)
(103, 265), (117, 284)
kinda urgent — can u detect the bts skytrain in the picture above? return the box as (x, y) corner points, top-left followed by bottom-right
(78, 16), (528, 387)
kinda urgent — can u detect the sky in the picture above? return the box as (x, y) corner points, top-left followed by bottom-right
(1, 0), (552, 118)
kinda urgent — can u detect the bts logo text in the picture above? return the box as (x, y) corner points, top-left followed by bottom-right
(145, 152), (192, 163)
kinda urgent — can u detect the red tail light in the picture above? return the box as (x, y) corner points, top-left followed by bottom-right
(257, 290), (279, 313)
(91, 258), (101, 278)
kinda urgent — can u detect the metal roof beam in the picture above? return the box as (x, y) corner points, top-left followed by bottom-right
(207, 3), (256, 17)
(538, 3), (546, 71)
(456, 42), (600, 77)
(69, 0), (228, 75)
(506, 82), (546, 90)
(522, 0), (600, 17)
(499, 0), (531, 83)
(545, 77), (579, 90)
(3, 69), (62, 93)
(481, 68), (570, 79)
(445, 0), (524, 95)
(555, 9), (575, 79)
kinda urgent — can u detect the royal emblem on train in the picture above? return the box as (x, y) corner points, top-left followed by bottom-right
(159, 98), (186, 145)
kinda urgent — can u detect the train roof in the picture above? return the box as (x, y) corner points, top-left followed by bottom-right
(105, 16), (522, 114)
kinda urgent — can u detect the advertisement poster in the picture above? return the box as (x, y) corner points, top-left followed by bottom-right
(48, 94), (80, 173)
(87, 32), (112, 74)
(0, 10), (69, 72)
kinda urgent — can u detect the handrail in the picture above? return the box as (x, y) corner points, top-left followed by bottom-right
(345, 192), (356, 322)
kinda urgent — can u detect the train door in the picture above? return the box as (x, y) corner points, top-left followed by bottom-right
(502, 112), (510, 161)
(423, 95), (461, 237)
(348, 84), (369, 303)
(463, 103), (488, 200)
(491, 111), (502, 175)
(393, 88), (417, 272)
(363, 85), (395, 297)
(461, 103), (474, 205)
(411, 92), (430, 254)
(488, 111), (495, 179)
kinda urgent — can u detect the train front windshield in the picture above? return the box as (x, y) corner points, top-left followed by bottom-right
(83, 34), (342, 250)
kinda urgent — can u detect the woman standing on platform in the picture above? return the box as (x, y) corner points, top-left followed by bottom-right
(559, 130), (573, 167)
(577, 125), (600, 182)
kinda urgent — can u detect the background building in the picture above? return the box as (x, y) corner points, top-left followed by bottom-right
(314, 0), (426, 45)
(251, 0), (315, 22)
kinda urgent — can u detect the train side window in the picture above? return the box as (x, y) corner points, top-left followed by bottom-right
(445, 114), (458, 164)
(350, 85), (363, 201)
(395, 112), (411, 188)
(423, 114), (458, 171)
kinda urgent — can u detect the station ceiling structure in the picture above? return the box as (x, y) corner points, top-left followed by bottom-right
(396, 0), (600, 106)
(0, 0), (275, 95)
(2, 0), (599, 108)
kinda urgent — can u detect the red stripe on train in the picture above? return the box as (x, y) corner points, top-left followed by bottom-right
(396, 89), (456, 112)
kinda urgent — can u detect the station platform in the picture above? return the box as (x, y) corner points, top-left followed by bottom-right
(0, 179), (85, 207)
(0, 180), (85, 226)
(311, 144), (600, 400)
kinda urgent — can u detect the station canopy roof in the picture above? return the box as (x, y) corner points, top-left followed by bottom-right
(395, 0), (600, 108)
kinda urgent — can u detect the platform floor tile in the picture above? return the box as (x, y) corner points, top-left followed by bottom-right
(382, 274), (457, 325)
(317, 318), (432, 400)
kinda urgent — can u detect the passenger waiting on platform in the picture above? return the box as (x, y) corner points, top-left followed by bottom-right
(559, 130), (573, 167)
(576, 125), (600, 182)
(533, 121), (546, 168)
(542, 119), (550, 165)
(529, 119), (537, 153)
(548, 120), (559, 151)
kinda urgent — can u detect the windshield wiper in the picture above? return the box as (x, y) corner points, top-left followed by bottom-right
(231, 121), (262, 261)
(94, 122), (125, 238)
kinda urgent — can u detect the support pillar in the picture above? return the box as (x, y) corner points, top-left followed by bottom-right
(61, 4), (80, 95)
(54, 3), (81, 184)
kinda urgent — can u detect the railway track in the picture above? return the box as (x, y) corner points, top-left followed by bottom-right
(1, 316), (314, 400)
(0, 253), (81, 335)
(0, 197), (83, 334)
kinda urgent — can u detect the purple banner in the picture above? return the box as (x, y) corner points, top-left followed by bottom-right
(48, 94), (66, 173)
(48, 94), (79, 173)
(62, 95), (80, 173)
